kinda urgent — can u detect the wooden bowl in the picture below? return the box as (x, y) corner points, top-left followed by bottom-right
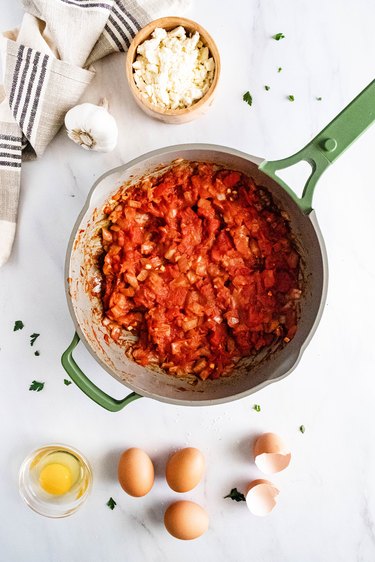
(126, 17), (221, 124)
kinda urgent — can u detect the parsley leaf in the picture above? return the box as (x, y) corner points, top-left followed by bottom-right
(277, 67), (282, 73)
(288, 95), (295, 102)
(224, 488), (246, 502)
(14, 320), (24, 331)
(299, 425), (306, 434)
(264, 85), (270, 91)
(253, 404), (261, 412)
(29, 380), (44, 392)
(34, 351), (40, 357)
(107, 497), (117, 510)
(273, 33), (285, 41)
(30, 333), (40, 347)
(64, 379), (72, 386)
(243, 91), (253, 106)
(316, 96), (322, 101)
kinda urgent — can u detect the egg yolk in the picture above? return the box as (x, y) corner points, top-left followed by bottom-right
(39, 463), (72, 495)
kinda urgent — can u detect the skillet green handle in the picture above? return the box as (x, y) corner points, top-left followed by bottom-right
(61, 333), (142, 412)
(260, 79), (375, 213)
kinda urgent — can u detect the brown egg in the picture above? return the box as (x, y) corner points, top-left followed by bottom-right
(253, 433), (291, 474)
(245, 479), (280, 516)
(118, 448), (154, 497)
(164, 501), (209, 540)
(166, 447), (205, 492)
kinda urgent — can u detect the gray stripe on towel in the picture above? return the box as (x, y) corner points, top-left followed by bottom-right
(0, 143), (21, 150)
(59, 0), (113, 9)
(114, 0), (141, 31)
(106, 15), (131, 49)
(8, 45), (25, 106)
(26, 54), (49, 140)
(12, 47), (32, 119)
(0, 160), (21, 168)
(0, 134), (21, 143)
(112, 3), (137, 39)
(103, 25), (124, 51)
(20, 51), (41, 130)
(0, 152), (21, 159)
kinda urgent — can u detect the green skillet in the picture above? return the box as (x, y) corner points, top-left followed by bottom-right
(62, 80), (375, 411)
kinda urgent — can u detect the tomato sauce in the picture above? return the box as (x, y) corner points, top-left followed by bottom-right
(100, 162), (301, 380)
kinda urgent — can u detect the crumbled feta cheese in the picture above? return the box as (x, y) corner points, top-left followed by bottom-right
(132, 26), (215, 110)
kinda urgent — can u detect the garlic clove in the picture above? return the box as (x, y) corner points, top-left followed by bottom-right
(67, 129), (96, 150)
(64, 100), (118, 153)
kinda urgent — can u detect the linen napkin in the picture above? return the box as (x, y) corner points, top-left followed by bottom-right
(0, 0), (190, 268)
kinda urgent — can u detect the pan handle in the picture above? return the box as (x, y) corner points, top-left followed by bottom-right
(260, 79), (375, 213)
(61, 333), (142, 412)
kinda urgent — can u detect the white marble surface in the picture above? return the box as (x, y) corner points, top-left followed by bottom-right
(1, 0), (375, 560)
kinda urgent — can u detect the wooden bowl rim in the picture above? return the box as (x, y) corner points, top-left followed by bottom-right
(125, 16), (221, 116)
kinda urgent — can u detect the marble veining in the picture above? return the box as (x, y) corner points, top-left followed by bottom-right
(1, 0), (375, 560)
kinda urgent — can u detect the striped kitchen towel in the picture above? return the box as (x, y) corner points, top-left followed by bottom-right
(0, 0), (190, 267)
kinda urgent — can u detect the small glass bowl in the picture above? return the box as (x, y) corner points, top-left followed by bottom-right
(19, 443), (92, 518)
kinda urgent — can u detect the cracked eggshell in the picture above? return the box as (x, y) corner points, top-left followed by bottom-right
(246, 479), (280, 516)
(253, 432), (291, 474)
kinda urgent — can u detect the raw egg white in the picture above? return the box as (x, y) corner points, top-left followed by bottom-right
(253, 432), (291, 474)
(166, 447), (205, 493)
(246, 479), (280, 516)
(164, 501), (209, 540)
(118, 448), (154, 497)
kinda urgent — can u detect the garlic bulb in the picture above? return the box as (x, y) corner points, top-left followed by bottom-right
(64, 99), (118, 152)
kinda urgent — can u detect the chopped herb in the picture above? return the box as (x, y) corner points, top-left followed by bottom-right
(299, 425), (306, 434)
(316, 96), (322, 101)
(64, 379), (72, 386)
(30, 333), (40, 347)
(253, 404), (261, 412)
(34, 351), (40, 357)
(29, 380), (44, 392)
(288, 95), (295, 102)
(243, 91), (253, 106)
(273, 33), (285, 41)
(224, 488), (246, 502)
(13, 320), (24, 331)
(264, 85), (270, 91)
(107, 497), (117, 510)
(277, 67), (282, 73)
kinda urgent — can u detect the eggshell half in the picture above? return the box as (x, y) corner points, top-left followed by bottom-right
(246, 479), (280, 516)
(118, 448), (154, 497)
(164, 501), (209, 540)
(166, 447), (205, 493)
(253, 432), (291, 474)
